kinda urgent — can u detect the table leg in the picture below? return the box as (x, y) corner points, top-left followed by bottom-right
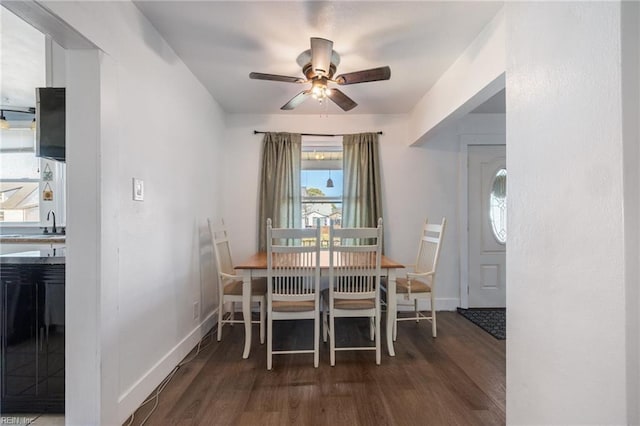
(386, 270), (396, 357)
(242, 271), (252, 359)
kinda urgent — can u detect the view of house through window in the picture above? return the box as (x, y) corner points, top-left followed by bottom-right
(302, 138), (342, 247)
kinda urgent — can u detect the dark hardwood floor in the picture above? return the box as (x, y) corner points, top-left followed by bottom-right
(127, 312), (505, 426)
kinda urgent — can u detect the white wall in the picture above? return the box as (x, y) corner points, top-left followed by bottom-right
(506, 2), (628, 424)
(621, 1), (640, 423)
(224, 113), (500, 311)
(35, 2), (226, 424)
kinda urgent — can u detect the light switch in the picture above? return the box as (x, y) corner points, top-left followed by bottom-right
(132, 178), (144, 201)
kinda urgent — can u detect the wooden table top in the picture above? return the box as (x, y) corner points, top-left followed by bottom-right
(235, 251), (404, 270)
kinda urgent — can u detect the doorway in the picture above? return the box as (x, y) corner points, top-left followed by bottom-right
(467, 144), (506, 308)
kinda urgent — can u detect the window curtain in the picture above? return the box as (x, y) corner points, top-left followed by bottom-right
(258, 132), (302, 251)
(342, 132), (383, 229)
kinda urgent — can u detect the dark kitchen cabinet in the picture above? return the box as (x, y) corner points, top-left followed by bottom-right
(1, 260), (65, 414)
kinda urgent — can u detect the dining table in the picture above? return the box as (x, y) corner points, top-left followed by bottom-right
(235, 251), (404, 359)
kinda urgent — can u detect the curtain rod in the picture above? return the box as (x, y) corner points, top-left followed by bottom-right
(253, 130), (383, 137)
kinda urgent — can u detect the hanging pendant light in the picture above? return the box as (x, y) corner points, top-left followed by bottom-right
(0, 110), (9, 130)
(30, 118), (36, 131)
(326, 170), (334, 188)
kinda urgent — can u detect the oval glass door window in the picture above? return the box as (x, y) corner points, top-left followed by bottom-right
(489, 168), (507, 244)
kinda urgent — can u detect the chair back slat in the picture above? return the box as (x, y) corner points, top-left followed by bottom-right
(267, 219), (321, 302)
(415, 218), (446, 275)
(209, 219), (236, 277)
(329, 219), (382, 300)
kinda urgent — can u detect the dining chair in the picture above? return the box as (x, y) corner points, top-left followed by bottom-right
(322, 218), (383, 366)
(208, 219), (266, 344)
(393, 217), (446, 339)
(266, 218), (321, 370)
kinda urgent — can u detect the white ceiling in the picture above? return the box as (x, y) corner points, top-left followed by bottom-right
(133, 1), (504, 115)
(1, 2), (505, 117)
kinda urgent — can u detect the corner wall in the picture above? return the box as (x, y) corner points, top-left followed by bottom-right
(506, 2), (628, 423)
(36, 2), (226, 424)
(621, 1), (640, 423)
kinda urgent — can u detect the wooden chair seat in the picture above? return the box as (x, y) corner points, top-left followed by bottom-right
(321, 289), (375, 309)
(395, 277), (432, 294)
(272, 300), (316, 312)
(223, 277), (267, 296)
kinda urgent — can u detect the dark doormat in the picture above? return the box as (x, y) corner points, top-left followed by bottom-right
(457, 307), (506, 340)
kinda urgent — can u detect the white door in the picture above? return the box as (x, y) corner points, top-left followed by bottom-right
(468, 145), (506, 308)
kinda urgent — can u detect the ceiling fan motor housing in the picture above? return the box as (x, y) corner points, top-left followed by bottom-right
(303, 62), (337, 80)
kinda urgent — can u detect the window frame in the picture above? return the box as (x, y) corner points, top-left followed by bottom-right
(301, 136), (343, 237)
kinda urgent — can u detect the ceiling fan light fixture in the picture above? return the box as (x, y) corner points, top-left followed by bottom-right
(250, 37), (390, 111)
(311, 79), (330, 101)
(311, 80), (325, 99)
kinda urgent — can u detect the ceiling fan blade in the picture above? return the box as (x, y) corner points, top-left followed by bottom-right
(281, 91), (311, 110)
(335, 66), (391, 85)
(327, 88), (357, 111)
(310, 37), (333, 77)
(249, 72), (304, 83)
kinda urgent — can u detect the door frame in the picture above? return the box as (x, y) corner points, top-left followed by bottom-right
(458, 134), (506, 308)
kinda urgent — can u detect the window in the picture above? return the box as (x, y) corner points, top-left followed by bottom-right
(0, 128), (41, 223)
(489, 168), (507, 244)
(302, 138), (342, 247)
(2, 9), (48, 225)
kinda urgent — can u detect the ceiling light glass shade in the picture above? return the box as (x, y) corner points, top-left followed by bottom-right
(311, 79), (329, 100)
(326, 178), (334, 188)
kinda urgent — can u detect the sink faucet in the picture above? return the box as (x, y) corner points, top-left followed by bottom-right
(47, 210), (57, 234)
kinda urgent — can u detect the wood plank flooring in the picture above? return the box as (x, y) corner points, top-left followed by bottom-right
(126, 312), (505, 426)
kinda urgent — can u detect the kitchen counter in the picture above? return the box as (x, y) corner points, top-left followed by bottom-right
(0, 248), (66, 264)
(0, 234), (65, 244)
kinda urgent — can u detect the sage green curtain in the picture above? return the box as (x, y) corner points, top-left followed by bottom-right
(258, 132), (302, 251)
(342, 132), (383, 229)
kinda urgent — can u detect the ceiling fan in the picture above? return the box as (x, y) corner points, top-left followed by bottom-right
(249, 37), (391, 112)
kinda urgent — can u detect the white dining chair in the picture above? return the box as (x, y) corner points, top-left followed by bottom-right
(393, 217), (446, 339)
(208, 219), (266, 344)
(322, 218), (383, 366)
(266, 218), (321, 369)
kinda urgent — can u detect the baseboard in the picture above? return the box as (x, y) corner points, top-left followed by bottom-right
(395, 297), (459, 312)
(117, 309), (217, 424)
